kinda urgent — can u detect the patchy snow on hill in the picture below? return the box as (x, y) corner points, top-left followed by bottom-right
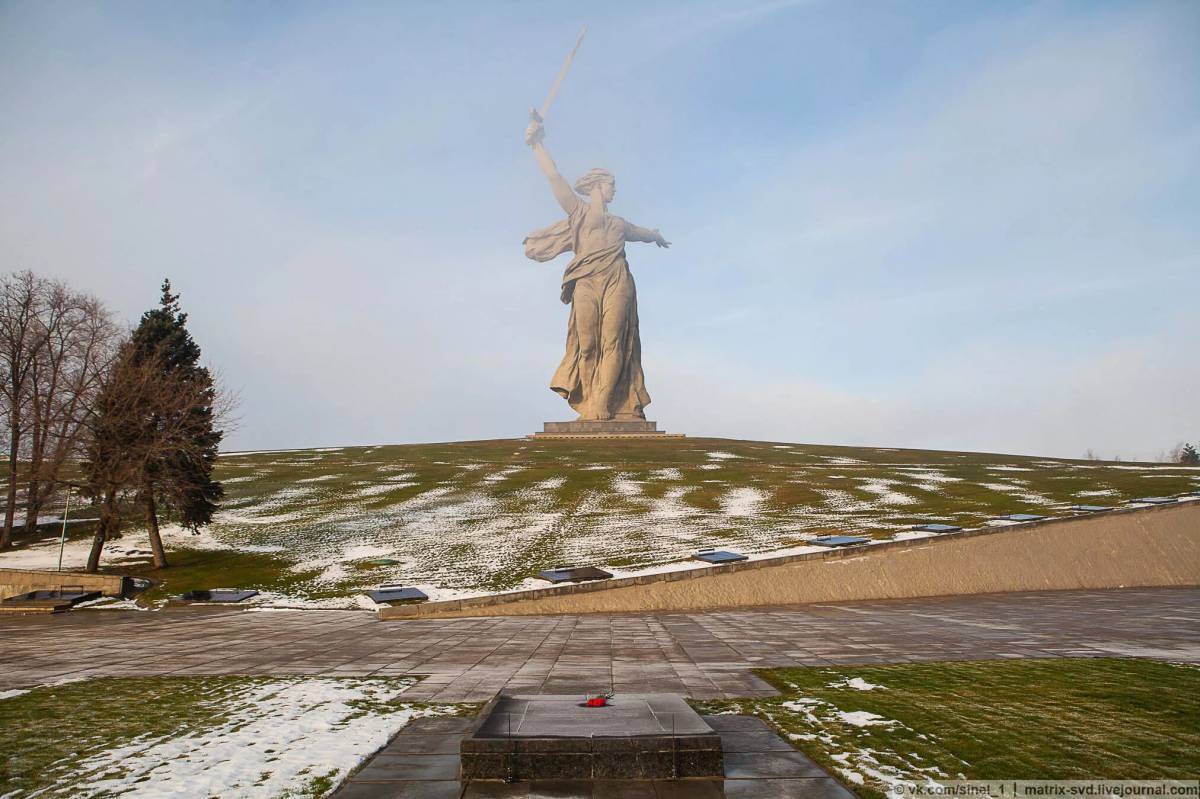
(7, 439), (1190, 606)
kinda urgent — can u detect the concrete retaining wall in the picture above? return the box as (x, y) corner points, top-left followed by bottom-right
(380, 502), (1200, 620)
(0, 568), (127, 601)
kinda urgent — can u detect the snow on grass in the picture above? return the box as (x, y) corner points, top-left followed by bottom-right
(612, 474), (644, 496)
(12, 440), (1179, 606)
(980, 481), (1055, 506)
(648, 487), (698, 522)
(482, 466), (526, 483)
(295, 474), (345, 483)
(720, 487), (768, 518)
(896, 468), (962, 484)
(0, 524), (242, 572)
(857, 478), (918, 506)
(836, 709), (897, 727)
(354, 481), (415, 497)
(891, 530), (938, 541)
(830, 677), (884, 691)
(2, 676), (460, 799)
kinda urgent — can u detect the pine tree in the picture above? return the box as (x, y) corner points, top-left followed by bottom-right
(1182, 443), (1200, 466)
(129, 280), (224, 567)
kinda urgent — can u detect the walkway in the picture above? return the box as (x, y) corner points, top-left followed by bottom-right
(1, 588), (1197, 702)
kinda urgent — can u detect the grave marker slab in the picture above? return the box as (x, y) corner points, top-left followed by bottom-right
(912, 523), (962, 533)
(693, 550), (748, 564)
(538, 566), (613, 584)
(174, 589), (259, 603)
(999, 514), (1047, 522)
(368, 586), (428, 604)
(808, 535), (870, 547)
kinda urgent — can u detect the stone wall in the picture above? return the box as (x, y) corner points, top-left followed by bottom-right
(0, 568), (128, 600)
(380, 501), (1200, 619)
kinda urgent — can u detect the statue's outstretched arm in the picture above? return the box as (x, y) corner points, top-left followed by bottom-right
(526, 118), (578, 214)
(624, 221), (671, 249)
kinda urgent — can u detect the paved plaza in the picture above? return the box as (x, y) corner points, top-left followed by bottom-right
(2, 587), (1197, 702)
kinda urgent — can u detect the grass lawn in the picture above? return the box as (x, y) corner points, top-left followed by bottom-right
(0, 676), (472, 798)
(199, 438), (1198, 600)
(3, 437), (1197, 604)
(693, 658), (1200, 798)
(110, 546), (328, 605)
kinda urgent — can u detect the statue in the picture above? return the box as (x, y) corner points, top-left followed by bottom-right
(523, 116), (670, 423)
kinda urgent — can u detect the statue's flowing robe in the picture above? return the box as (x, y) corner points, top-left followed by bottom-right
(524, 201), (651, 420)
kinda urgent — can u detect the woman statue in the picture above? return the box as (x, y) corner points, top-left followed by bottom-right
(523, 116), (670, 422)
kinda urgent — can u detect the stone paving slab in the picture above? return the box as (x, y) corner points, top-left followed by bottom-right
(0, 588), (1197, 702)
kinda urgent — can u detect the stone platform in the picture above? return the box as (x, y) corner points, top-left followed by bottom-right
(335, 713), (850, 798)
(461, 694), (723, 781)
(530, 420), (683, 439)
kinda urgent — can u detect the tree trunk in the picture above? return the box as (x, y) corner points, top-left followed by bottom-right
(86, 519), (105, 573)
(24, 397), (42, 537)
(145, 489), (167, 569)
(1, 432), (18, 548)
(22, 477), (41, 537)
(86, 490), (117, 573)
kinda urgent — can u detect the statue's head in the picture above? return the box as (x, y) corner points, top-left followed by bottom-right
(574, 168), (615, 203)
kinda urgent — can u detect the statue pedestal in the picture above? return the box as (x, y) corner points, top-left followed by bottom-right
(529, 420), (682, 439)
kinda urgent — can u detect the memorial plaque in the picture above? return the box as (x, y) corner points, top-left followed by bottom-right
(912, 523), (962, 533)
(367, 586), (428, 604)
(809, 535), (870, 547)
(693, 549), (749, 564)
(175, 589), (259, 603)
(538, 566), (613, 583)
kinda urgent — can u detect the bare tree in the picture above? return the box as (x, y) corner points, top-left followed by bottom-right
(21, 285), (118, 537)
(0, 272), (119, 549)
(0, 272), (46, 548)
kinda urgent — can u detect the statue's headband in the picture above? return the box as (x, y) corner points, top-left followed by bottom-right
(574, 168), (614, 196)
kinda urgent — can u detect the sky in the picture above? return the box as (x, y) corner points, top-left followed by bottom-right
(1, 0), (1197, 459)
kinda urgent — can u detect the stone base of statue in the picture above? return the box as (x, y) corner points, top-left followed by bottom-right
(530, 419), (683, 439)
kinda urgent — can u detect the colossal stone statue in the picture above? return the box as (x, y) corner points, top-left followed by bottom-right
(523, 118), (670, 424)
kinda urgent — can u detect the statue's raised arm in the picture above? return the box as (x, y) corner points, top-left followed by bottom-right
(526, 116), (579, 215)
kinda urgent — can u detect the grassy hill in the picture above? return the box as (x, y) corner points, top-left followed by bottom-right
(183, 437), (1197, 604)
(6, 437), (1194, 606)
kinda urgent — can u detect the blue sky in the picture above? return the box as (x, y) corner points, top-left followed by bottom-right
(1, 0), (1197, 458)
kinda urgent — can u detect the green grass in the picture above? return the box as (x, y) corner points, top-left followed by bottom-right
(4, 437), (1196, 602)
(202, 437), (1197, 598)
(693, 659), (1200, 798)
(107, 547), (325, 605)
(0, 676), (473, 798)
